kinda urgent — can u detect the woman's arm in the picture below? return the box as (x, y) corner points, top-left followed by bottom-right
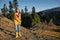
(14, 13), (21, 23)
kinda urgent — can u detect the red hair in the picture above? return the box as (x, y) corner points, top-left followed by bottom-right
(15, 8), (20, 15)
(15, 8), (20, 17)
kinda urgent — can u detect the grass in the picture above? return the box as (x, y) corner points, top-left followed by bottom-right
(40, 30), (60, 39)
(0, 15), (60, 40)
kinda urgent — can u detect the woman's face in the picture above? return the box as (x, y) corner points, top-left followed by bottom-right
(16, 9), (20, 13)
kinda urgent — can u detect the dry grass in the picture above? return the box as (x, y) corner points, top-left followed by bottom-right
(40, 30), (60, 38)
(0, 15), (60, 40)
(0, 16), (14, 32)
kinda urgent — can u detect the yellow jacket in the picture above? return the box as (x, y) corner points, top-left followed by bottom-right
(14, 13), (21, 25)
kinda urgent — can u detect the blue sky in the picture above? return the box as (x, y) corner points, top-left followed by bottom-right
(0, 0), (60, 12)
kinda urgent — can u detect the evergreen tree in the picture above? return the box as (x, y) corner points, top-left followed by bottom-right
(25, 6), (28, 13)
(31, 6), (41, 29)
(1, 4), (8, 17)
(8, 1), (14, 20)
(32, 13), (41, 25)
(9, 1), (14, 13)
(21, 9), (24, 14)
(13, 0), (18, 9)
(31, 13), (41, 29)
(32, 6), (35, 14)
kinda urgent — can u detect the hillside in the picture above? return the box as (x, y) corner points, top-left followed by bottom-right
(0, 15), (60, 40)
(38, 7), (60, 26)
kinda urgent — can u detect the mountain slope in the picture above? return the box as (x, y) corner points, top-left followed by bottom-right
(38, 7), (60, 26)
(0, 15), (60, 40)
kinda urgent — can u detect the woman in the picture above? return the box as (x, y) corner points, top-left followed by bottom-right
(14, 8), (21, 38)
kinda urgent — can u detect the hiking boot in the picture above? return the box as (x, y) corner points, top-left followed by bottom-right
(19, 32), (22, 37)
(16, 32), (18, 38)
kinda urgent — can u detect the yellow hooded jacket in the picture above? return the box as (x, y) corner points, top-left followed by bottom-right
(14, 13), (21, 25)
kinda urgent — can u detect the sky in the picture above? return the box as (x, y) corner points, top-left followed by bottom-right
(0, 0), (60, 12)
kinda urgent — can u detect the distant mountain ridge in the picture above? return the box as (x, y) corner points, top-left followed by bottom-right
(38, 7), (60, 14)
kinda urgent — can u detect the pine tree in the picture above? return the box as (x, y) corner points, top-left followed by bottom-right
(32, 13), (41, 25)
(21, 9), (24, 14)
(9, 1), (14, 13)
(13, 0), (18, 9)
(1, 4), (8, 17)
(31, 13), (41, 29)
(32, 6), (35, 14)
(31, 6), (41, 29)
(32, 6), (41, 26)
(25, 6), (28, 13)
(8, 1), (14, 20)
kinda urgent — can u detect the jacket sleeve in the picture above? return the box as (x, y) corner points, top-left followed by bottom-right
(14, 14), (21, 23)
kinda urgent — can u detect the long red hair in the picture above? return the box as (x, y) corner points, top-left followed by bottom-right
(15, 8), (20, 15)
(15, 8), (20, 17)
